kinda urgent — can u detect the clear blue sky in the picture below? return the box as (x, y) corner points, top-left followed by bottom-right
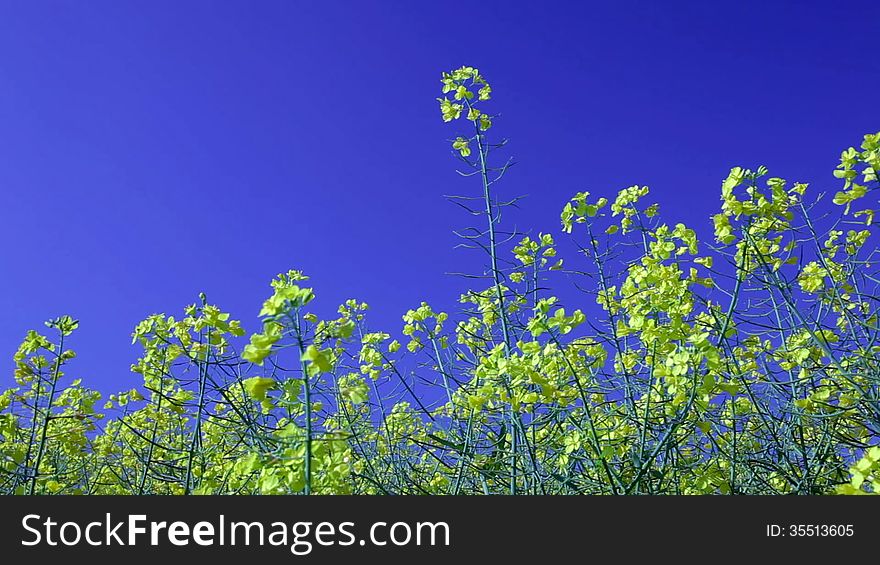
(1, 1), (877, 393)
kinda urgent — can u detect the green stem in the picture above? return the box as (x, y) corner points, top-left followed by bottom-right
(28, 332), (64, 496)
(294, 312), (312, 496)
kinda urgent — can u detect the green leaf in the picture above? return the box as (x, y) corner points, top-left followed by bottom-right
(302, 345), (333, 373)
(242, 377), (275, 402)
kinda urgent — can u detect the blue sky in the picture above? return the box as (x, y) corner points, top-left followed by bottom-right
(1, 1), (878, 393)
